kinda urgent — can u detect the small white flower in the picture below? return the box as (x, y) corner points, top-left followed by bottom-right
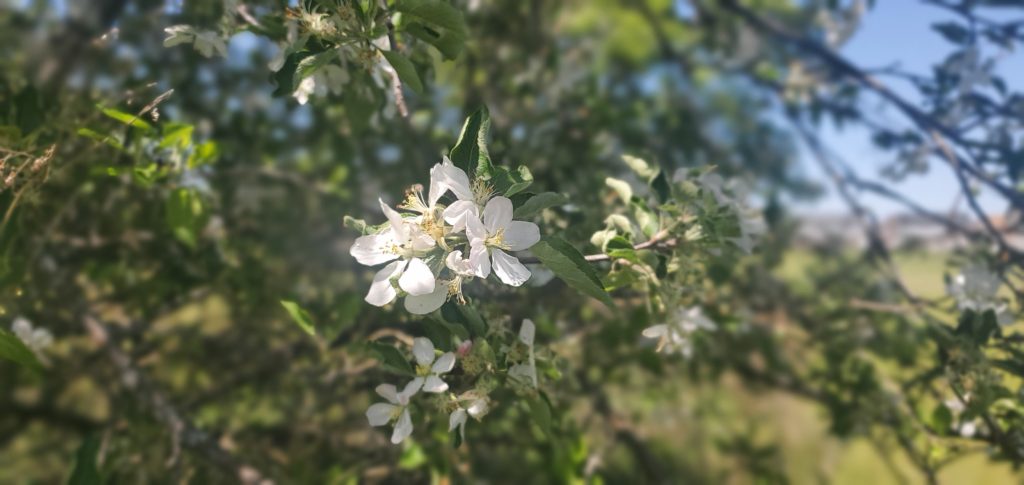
(410, 337), (456, 393)
(293, 76), (317, 105)
(366, 379), (422, 444)
(948, 264), (1014, 325)
(465, 197), (541, 286)
(12, 317), (53, 360)
(642, 306), (715, 358)
(163, 25), (226, 58)
(448, 392), (490, 441)
(350, 199), (438, 307)
(404, 157), (474, 240)
(508, 319), (538, 388)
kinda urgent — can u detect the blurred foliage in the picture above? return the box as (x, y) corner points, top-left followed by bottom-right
(1, 0), (1024, 483)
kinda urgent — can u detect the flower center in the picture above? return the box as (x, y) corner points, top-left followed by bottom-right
(485, 228), (510, 250)
(416, 363), (432, 376)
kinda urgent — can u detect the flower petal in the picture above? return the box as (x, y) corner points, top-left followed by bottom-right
(365, 260), (406, 306)
(379, 198), (409, 240)
(391, 408), (414, 444)
(641, 324), (667, 339)
(503, 221), (540, 251)
(404, 284), (448, 315)
(423, 374), (449, 393)
(467, 398), (489, 419)
(432, 352), (456, 373)
(518, 319), (535, 346)
(491, 249), (531, 287)
(469, 244), (491, 279)
(449, 408), (467, 432)
(375, 383), (399, 403)
(367, 403), (397, 427)
(483, 196), (513, 234)
(443, 200), (479, 233)
(399, 377), (424, 405)
(350, 232), (400, 266)
(440, 156), (474, 201)
(412, 337), (435, 367)
(398, 258), (436, 296)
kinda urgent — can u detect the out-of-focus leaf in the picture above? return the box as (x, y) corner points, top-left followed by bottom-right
(364, 341), (415, 376)
(0, 328), (43, 375)
(380, 50), (424, 94)
(100, 107), (152, 131)
(165, 188), (207, 249)
(394, 0), (468, 60)
(281, 300), (316, 337)
(531, 235), (613, 308)
(514, 192), (567, 219)
(67, 434), (102, 485)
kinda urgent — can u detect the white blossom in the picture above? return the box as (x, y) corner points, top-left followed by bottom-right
(410, 337), (456, 393)
(465, 197), (541, 286)
(12, 317), (53, 358)
(948, 264), (1014, 325)
(350, 199), (438, 307)
(508, 319), (538, 388)
(448, 392), (490, 441)
(163, 25), (227, 58)
(642, 306), (716, 358)
(366, 380), (422, 444)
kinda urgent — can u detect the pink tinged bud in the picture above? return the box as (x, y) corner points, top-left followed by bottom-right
(456, 340), (473, 357)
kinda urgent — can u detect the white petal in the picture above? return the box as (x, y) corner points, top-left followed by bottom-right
(398, 258), (436, 296)
(641, 324), (667, 339)
(365, 260), (406, 306)
(440, 156), (473, 201)
(367, 403), (397, 427)
(483, 196), (513, 234)
(508, 363), (537, 388)
(491, 249), (531, 287)
(518, 319), (535, 346)
(379, 198), (409, 240)
(350, 232), (400, 266)
(399, 377), (424, 404)
(465, 212), (487, 242)
(469, 244), (491, 278)
(443, 200), (479, 233)
(404, 284), (448, 315)
(375, 383), (399, 404)
(503, 221), (540, 251)
(467, 398), (489, 419)
(449, 408), (467, 432)
(423, 375), (449, 393)
(446, 250), (473, 276)
(408, 227), (436, 252)
(391, 408), (414, 444)
(432, 352), (456, 373)
(412, 337), (436, 366)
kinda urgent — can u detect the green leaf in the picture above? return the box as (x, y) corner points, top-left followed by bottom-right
(492, 165), (532, 197)
(514, 192), (567, 219)
(364, 341), (415, 376)
(280, 300), (316, 337)
(293, 51), (336, 91)
(272, 51), (312, 97)
(0, 328), (43, 375)
(165, 188), (207, 249)
(187, 140), (219, 169)
(651, 169), (670, 203)
(99, 107), (152, 131)
(380, 50), (424, 95)
(76, 128), (123, 151)
(527, 393), (553, 435)
(530, 235), (614, 308)
(68, 434), (102, 485)
(449, 107), (490, 176)
(931, 404), (953, 436)
(394, 0), (468, 60)
(159, 123), (194, 150)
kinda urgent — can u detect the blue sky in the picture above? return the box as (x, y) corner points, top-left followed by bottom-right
(797, 1), (1023, 216)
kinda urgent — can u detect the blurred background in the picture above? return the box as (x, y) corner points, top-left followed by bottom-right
(2, 0), (1023, 483)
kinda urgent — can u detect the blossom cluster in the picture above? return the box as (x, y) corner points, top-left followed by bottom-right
(642, 306), (716, 358)
(947, 263), (1015, 325)
(349, 158), (541, 314)
(366, 320), (538, 445)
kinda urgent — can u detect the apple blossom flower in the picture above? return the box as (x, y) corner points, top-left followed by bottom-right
(410, 337), (456, 393)
(163, 25), (227, 58)
(366, 379), (423, 444)
(508, 319), (538, 388)
(465, 197), (541, 286)
(948, 264), (1014, 325)
(403, 157), (474, 241)
(12, 317), (53, 364)
(350, 199), (438, 307)
(642, 306), (716, 358)
(449, 392), (490, 441)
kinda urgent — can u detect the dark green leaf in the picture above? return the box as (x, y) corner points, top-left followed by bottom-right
(364, 341), (415, 376)
(380, 50), (424, 95)
(68, 434), (102, 485)
(449, 107), (489, 176)
(530, 235), (613, 308)
(394, 0), (468, 60)
(514, 192), (567, 219)
(100, 107), (152, 131)
(0, 328), (43, 375)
